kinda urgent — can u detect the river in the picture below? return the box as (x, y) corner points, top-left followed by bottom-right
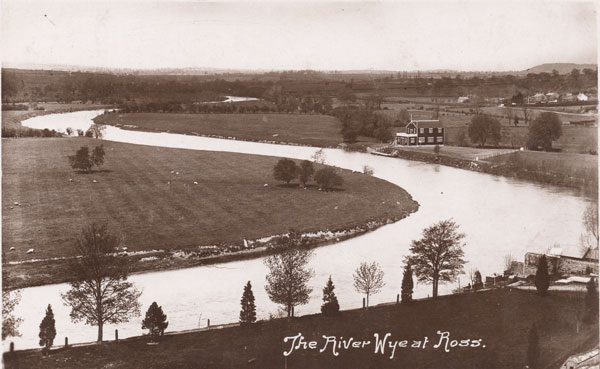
(5, 109), (592, 350)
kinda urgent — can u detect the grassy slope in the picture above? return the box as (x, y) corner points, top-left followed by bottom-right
(2, 137), (416, 262)
(94, 112), (379, 147)
(4, 289), (597, 369)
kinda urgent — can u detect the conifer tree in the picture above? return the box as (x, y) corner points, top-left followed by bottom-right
(321, 276), (340, 316)
(240, 281), (257, 326)
(401, 264), (413, 303)
(535, 255), (549, 296)
(39, 304), (56, 355)
(527, 324), (539, 369)
(141, 302), (169, 338)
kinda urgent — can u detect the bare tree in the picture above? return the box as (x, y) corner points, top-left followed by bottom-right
(504, 254), (515, 272)
(89, 123), (106, 139)
(353, 261), (385, 308)
(62, 223), (141, 343)
(505, 107), (514, 126)
(406, 219), (466, 298)
(583, 202), (599, 248)
(264, 241), (314, 318)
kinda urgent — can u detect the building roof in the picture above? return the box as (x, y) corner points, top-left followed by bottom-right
(410, 120), (443, 128)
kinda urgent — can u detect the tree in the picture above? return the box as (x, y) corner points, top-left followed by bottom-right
(582, 202), (599, 249)
(406, 219), (466, 298)
(433, 145), (441, 160)
(273, 158), (298, 184)
(584, 277), (598, 323)
(473, 270), (483, 290)
(89, 123), (106, 139)
(534, 255), (550, 296)
(91, 145), (106, 167)
(527, 112), (562, 151)
(522, 105), (533, 125)
(321, 276), (340, 316)
(298, 160), (314, 187)
(39, 304), (56, 354)
(141, 302), (169, 338)
(468, 114), (501, 147)
(527, 324), (539, 369)
(401, 263), (413, 303)
(66, 127), (73, 136)
(2, 269), (22, 340)
(68, 145), (105, 173)
(264, 247), (314, 318)
(62, 223), (142, 343)
(239, 281), (257, 326)
(353, 261), (385, 308)
(314, 167), (343, 191)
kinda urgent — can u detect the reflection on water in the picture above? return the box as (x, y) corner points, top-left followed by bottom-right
(6, 110), (591, 350)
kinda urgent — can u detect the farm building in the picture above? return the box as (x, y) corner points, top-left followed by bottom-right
(509, 248), (599, 277)
(395, 120), (444, 146)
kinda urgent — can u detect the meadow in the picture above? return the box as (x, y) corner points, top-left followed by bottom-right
(4, 289), (596, 369)
(94, 112), (379, 147)
(2, 138), (416, 264)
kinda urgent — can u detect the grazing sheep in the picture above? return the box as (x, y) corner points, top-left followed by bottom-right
(193, 181), (198, 185)
(26, 248), (35, 254)
(9, 247), (15, 251)
(263, 184), (269, 187)
(92, 180), (98, 183)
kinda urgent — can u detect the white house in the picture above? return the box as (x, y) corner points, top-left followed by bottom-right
(577, 93), (589, 102)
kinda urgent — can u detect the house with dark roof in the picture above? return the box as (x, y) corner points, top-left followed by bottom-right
(395, 120), (444, 146)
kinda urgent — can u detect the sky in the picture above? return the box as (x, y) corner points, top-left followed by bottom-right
(1, 1), (598, 72)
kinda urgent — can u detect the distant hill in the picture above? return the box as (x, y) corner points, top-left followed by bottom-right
(524, 63), (597, 74)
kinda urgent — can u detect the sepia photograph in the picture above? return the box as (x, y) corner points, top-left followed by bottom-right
(1, 1), (598, 368)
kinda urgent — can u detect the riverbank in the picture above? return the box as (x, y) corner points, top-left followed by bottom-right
(4, 289), (597, 369)
(2, 214), (411, 289)
(375, 145), (598, 198)
(2, 103), (112, 131)
(2, 137), (418, 289)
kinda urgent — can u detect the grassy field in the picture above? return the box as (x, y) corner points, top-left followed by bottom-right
(94, 112), (379, 147)
(2, 138), (416, 264)
(4, 289), (597, 369)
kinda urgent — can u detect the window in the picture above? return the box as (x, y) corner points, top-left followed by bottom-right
(438, 127), (443, 133)
(419, 128), (424, 134)
(410, 138), (415, 144)
(418, 137), (425, 143)
(427, 137), (434, 143)
(429, 128), (433, 133)
(437, 136), (443, 143)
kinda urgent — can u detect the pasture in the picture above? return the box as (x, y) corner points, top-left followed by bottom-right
(2, 138), (416, 262)
(94, 112), (379, 147)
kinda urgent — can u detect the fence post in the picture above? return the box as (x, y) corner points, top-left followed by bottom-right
(115, 329), (118, 342)
(9, 342), (14, 353)
(362, 297), (365, 309)
(397, 294), (400, 304)
(65, 337), (68, 348)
